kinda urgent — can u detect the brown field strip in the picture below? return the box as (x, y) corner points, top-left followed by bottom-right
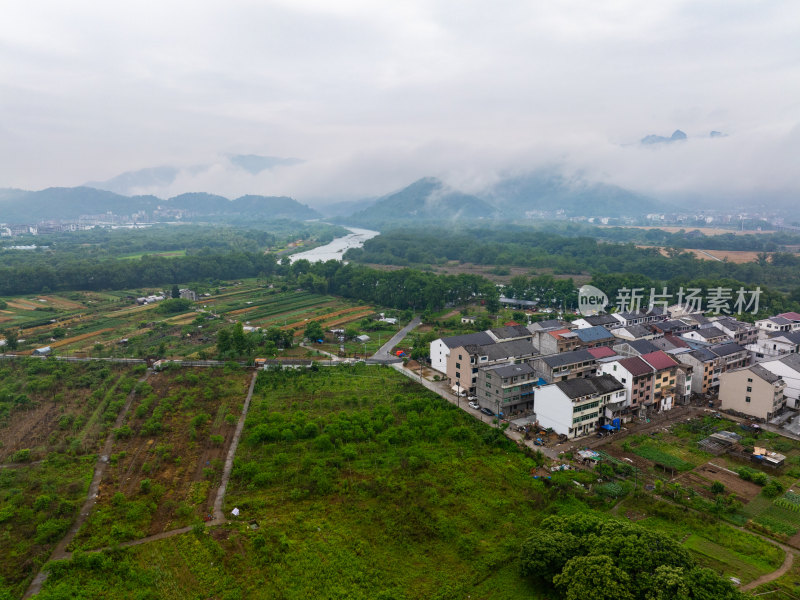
(599, 225), (766, 235)
(196, 288), (259, 304)
(38, 295), (86, 309)
(50, 328), (115, 348)
(320, 310), (375, 329)
(249, 301), (341, 327)
(6, 300), (40, 310)
(226, 306), (259, 316)
(281, 306), (372, 331)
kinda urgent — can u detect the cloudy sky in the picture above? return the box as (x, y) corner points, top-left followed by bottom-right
(1, 0), (799, 203)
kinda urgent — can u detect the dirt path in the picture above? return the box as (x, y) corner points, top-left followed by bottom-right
(740, 540), (795, 591)
(24, 371), (151, 599)
(212, 371), (257, 523)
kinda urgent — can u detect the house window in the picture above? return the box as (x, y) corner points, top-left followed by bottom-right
(747, 386), (752, 393)
(746, 396), (751, 403)
(456, 363), (461, 369)
(747, 377), (753, 382)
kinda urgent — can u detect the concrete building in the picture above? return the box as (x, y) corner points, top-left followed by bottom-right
(429, 331), (494, 373)
(447, 339), (538, 395)
(535, 375), (626, 439)
(476, 362), (540, 416)
(719, 364), (786, 421)
(756, 354), (800, 410)
(532, 349), (597, 383)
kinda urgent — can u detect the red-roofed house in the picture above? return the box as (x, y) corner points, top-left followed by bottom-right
(535, 328), (581, 355)
(778, 312), (800, 323)
(587, 346), (617, 359)
(641, 351), (682, 411)
(598, 356), (653, 419)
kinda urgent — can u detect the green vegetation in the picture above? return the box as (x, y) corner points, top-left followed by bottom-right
(0, 455), (96, 599)
(69, 368), (250, 550)
(518, 513), (745, 599)
(347, 227), (800, 301)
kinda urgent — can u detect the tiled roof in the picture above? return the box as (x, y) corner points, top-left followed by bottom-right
(442, 332), (494, 349)
(640, 350), (679, 371)
(618, 356), (655, 376)
(554, 374), (624, 399)
(575, 326), (614, 342)
(587, 346), (616, 359)
(540, 349), (595, 368)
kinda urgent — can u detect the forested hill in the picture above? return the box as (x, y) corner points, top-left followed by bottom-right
(342, 177), (498, 228)
(338, 172), (667, 228)
(0, 187), (320, 222)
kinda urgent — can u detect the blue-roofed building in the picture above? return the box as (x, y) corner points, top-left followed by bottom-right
(574, 326), (615, 348)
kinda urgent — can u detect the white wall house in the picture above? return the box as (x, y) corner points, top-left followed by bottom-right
(757, 355), (800, 410)
(534, 375), (626, 439)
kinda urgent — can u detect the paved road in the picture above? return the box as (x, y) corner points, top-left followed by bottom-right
(371, 316), (421, 362)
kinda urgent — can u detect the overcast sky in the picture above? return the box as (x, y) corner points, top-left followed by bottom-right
(1, 0), (799, 203)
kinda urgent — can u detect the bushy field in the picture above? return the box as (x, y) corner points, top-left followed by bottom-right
(38, 365), (556, 599)
(69, 367), (251, 550)
(0, 358), (144, 599)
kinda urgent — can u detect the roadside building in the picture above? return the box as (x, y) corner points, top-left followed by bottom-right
(476, 362), (539, 416)
(429, 331), (494, 373)
(535, 375), (626, 439)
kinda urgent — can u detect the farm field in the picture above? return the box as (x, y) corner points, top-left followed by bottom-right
(1, 281), (378, 360)
(638, 245), (768, 263)
(601, 225), (768, 236)
(69, 366), (251, 550)
(29, 368), (770, 599)
(0, 358), (143, 599)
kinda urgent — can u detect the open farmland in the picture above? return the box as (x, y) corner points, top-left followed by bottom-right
(1, 281), (376, 359)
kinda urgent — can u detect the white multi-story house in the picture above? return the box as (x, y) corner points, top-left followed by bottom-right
(535, 374), (626, 439)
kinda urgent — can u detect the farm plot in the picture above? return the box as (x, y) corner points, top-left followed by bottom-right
(281, 305), (373, 331)
(743, 486), (800, 540)
(676, 462), (763, 503)
(69, 367), (251, 550)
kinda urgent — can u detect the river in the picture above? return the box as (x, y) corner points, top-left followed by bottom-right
(289, 226), (379, 263)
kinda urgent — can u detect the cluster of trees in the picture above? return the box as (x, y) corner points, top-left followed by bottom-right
(216, 322), (294, 359)
(519, 514), (744, 600)
(290, 259), (500, 311)
(348, 227), (800, 290)
(1, 222), (347, 258)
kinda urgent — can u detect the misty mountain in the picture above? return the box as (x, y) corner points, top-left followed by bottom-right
(641, 129), (688, 145)
(314, 198), (379, 218)
(482, 171), (665, 217)
(85, 166), (181, 195)
(227, 154), (303, 174)
(0, 187), (320, 223)
(342, 177), (497, 228)
(84, 154), (303, 196)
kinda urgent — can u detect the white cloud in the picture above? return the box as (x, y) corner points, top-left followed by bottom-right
(0, 0), (798, 204)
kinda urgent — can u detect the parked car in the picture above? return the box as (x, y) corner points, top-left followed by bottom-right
(468, 401), (480, 410)
(480, 407), (495, 417)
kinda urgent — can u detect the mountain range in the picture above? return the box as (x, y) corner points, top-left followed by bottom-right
(339, 171), (666, 228)
(1, 169), (670, 227)
(0, 188), (320, 223)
